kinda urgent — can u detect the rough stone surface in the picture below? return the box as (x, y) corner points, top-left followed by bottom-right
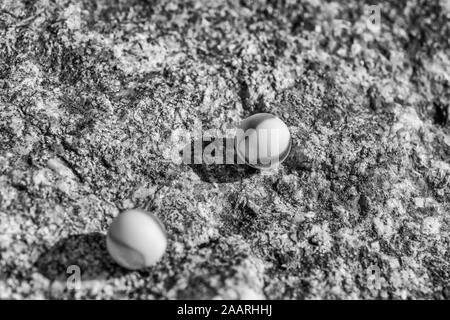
(0, 0), (449, 299)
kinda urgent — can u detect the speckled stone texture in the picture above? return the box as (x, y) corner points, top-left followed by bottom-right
(0, 0), (449, 299)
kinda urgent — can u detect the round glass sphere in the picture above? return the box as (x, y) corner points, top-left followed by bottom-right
(107, 209), (167, 270)
(235, 113), (291, 170)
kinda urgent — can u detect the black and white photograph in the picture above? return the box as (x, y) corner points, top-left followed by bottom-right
(0, 0), (449, 305)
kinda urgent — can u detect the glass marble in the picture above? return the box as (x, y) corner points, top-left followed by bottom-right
(235, 113), (291, 170)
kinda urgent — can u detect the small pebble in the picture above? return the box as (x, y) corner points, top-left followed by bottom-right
(107, 209), (167, 270)
(236, 113), (291, 169)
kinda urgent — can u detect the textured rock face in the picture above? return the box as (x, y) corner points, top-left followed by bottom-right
(0, 0), (449, 299)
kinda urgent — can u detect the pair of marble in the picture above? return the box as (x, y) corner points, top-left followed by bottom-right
(107, 113), (292, 270)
